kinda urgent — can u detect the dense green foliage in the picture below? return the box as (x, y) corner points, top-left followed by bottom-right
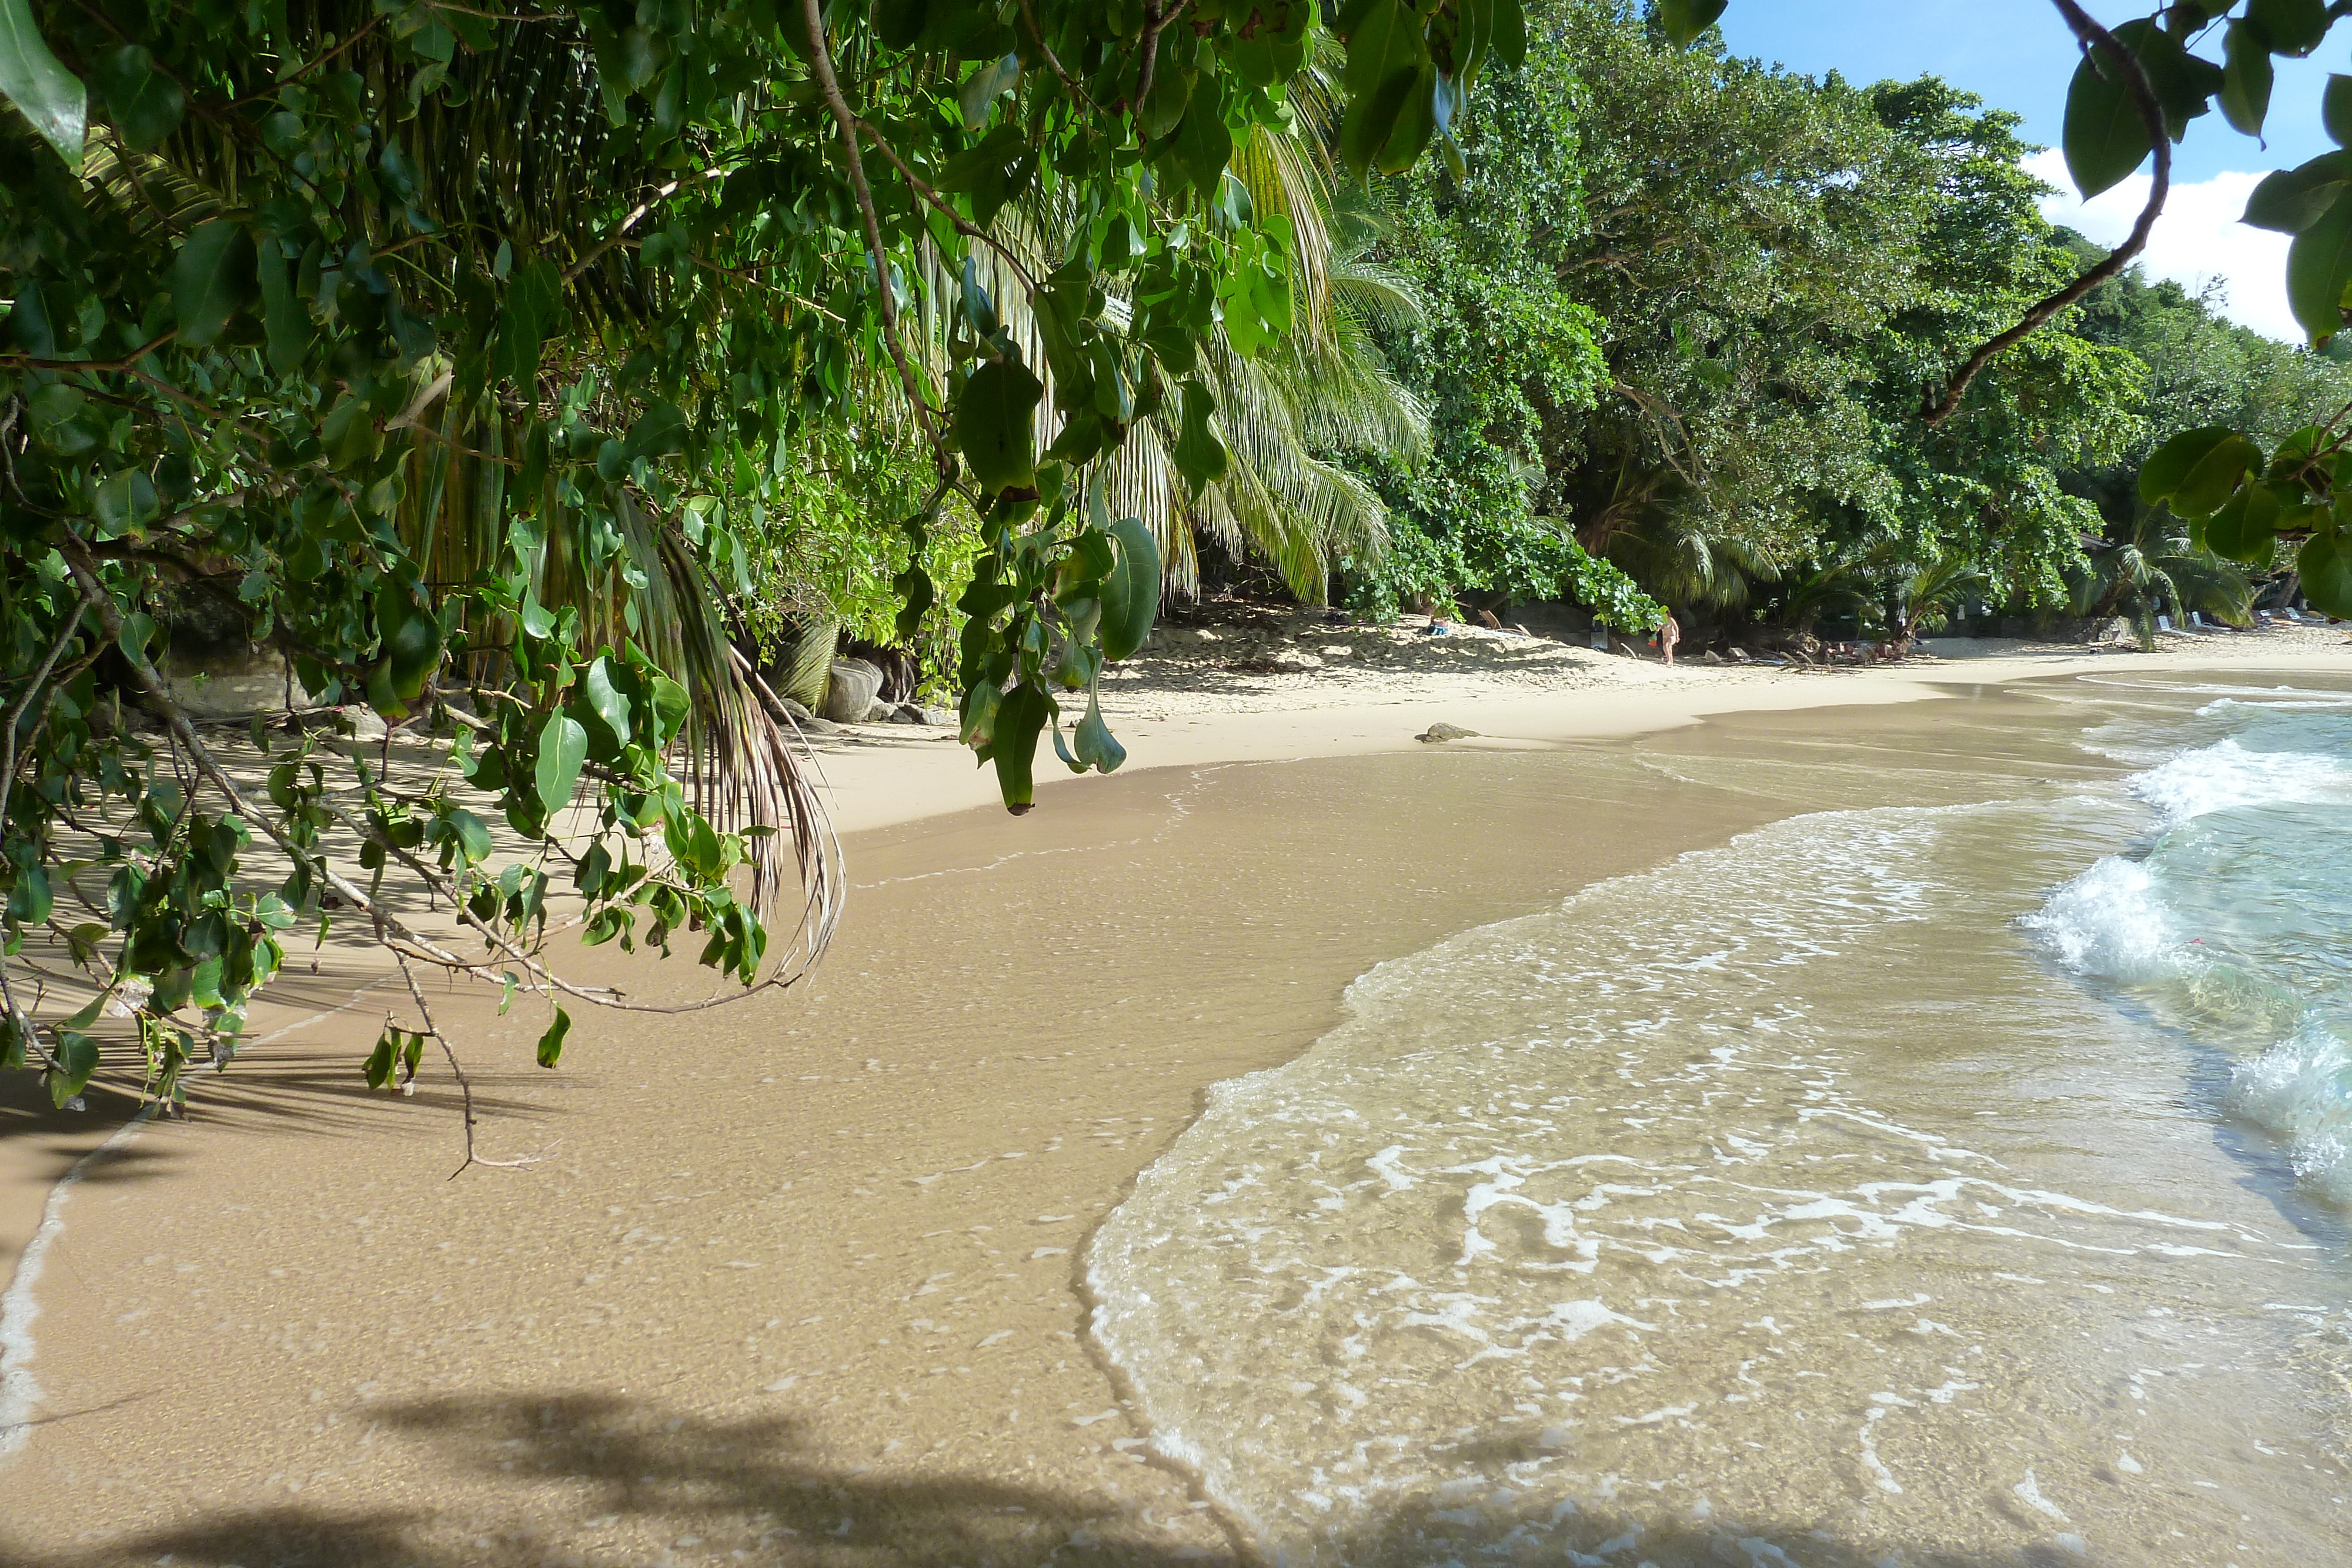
(0, 0), (1527, 1110)
(8, 0), (2352, 1117)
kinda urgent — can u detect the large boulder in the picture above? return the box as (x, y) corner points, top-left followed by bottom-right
(820, 658), (884, 723)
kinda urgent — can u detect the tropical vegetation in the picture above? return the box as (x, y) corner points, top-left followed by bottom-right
(7, 0), (2352, 1115)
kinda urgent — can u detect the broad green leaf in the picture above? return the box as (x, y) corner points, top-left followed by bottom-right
(445, 807), (493, 865)
(580, 656), (633, 751)
(2288, 186), (2352, 342)
(1101, 515), (1161, 661)
(116, 609), (157, 667)
(90, 44), (183, 151)
(2250, 0), (2329, 55)
(988, 680), (1053, 814)
(647, 674), (690, 747)
(876, 0), (930, 49)
(1491, 0), (1528, 69)
(2244, 151), (2352, 233)
(2174, 433), (2263, 518)
(2139, 426), (2239, 503)
(1339, 0), (1425, 176)
(94, 469), (160, 536)
(621, 400), (688, 463)
(2203, 482), (2280, 566)
(2299, 529), (2352, 617)
(1072, 689), (1127, 775)
(1171, 92), (1234, 197)
(256, 246), (315, 375)
(2221, 22), (2274, 136)
(47, 1029), (99, 1106)
(534, 713), (588, 816)
(172, 219), (259, 349)
(1657, 0), (1728, 50)
(0, 0), (85, 170)
(953, 359), (1044, 495)
(536, 1006), (570, 1068)
(2063, 40), (2152, 198)
(365, 1028), (396, 1089)
(1170, 379), (1229, 496)
(6, 863), (51, 924)
(2324, 76), (2352, 150)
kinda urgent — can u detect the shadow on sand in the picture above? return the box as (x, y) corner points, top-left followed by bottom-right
(0, 1390), (2094, 1568)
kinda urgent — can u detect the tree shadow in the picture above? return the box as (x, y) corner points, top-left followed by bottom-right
(0, 1389), (2088, 1568)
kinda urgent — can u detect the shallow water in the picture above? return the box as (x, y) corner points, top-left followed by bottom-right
(1090, 676), (2352, 1567)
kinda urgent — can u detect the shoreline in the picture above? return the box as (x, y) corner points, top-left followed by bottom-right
(0, 648), (2345, 1567)
(805, 631), (2352, 834)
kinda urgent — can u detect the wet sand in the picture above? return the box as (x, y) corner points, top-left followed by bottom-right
(0, 661), (2344, 1566)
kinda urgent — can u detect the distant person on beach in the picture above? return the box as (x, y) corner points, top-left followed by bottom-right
(1657, 614), (1681, 666)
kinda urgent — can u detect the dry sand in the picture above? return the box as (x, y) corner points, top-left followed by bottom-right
(0, 628), (2346, 1567)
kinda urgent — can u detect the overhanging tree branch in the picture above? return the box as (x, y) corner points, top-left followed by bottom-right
(1922, 0), (2169, 427)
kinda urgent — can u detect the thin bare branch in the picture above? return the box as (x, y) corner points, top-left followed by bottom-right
(1922, 0), (2169, 426)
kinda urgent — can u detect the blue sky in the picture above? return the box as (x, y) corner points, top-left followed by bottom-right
(1713, 2), (2331, 336)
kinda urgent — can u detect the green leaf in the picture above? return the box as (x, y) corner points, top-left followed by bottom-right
(2139, 426), (2239, 503)
(2329, 74), (2352, 148)
(2203, 482), (2280, 566)
(622, 400), (688, 463)
(1170, 92), (1234, 198)
(1072, 688), (1126, 775)
(46, 1029), (99, 1106)
(0, 0), (86, 171)
(2063, 39), (2153, 198)
(94, 469), (160, 537)
(1339, 0), (1426, 178)
(1491, 0), (1527, 70)
(2221, 22), (2274, 136)
(2250, 0), (2329, 54)
(647, 675), (689, 747)
(365, 1028), (396, 1089)
(6, 863), (51, 924)
(2299, 529), (2352, 617)
(535, 1006), (570, 1068)
(876, 0), (930, 49)
(2176, 433), (2264, 518)
(1171, 379), (1229, 496)
(1656, 0), (1728, 49)
(2288, 186), (2352, 342)
(172, 220), (260, 349)
(1100, 515), (1161, 661)
(445, 807), (493, 866)
(2243, 151), (2352, 233)
(116, 609), (157, 668)
(256, 245), (315, 375)
(988, 680), (1053, 814)
(580, 656), (633, 751)
(534, 713), (588, 816)
(89, 44), (183, 152)
(954, 359), (1044, 496)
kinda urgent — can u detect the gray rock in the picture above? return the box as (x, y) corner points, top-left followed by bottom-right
(1416, 722), (1479, 743)
(909, 704), (957, 727)
(820, 658), (884, 723)
(781, 696), (814, 720)
(336, 705), (389, 741)
(861, 698), (899, 724)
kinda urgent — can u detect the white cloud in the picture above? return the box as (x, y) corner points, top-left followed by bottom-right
(2024, 148), (2295, 342)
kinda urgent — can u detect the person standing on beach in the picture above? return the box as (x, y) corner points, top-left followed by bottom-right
(1658, 614), (1681, 666)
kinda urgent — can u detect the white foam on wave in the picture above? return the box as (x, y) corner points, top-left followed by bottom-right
(2020, 857), (2180, 981)
(2228, 1018), (2352, 1205)
(2128, 738), (2346, 824)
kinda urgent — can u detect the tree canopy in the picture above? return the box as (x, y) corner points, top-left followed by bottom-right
(5, 0), (2352, 1118)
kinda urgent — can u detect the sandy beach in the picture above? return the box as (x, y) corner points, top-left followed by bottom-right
(2, 626), (2348, 1568)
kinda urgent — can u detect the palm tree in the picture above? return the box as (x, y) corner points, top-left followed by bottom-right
(2069, 508), (2254, 650)
(1882, 554), (1987, 646)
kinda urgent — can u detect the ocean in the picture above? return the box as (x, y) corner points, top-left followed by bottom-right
(1087, 675), (2352, 1567)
